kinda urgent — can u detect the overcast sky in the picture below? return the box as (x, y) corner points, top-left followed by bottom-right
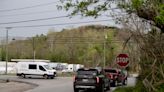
(0, 0), (118, 38)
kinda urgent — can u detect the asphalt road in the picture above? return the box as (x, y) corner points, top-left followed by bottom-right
(0, 75), (136, 92)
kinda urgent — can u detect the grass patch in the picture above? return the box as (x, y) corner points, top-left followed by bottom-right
(57, 72), (75, 77)
(114, 80), (164, 92)
(157, 84), (164, 92)
(114, 87), (134, 92)
(114, 80), (146, 92)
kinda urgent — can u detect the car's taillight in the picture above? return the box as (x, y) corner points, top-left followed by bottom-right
(110, 75), (113, 79)
(96, 77), (99, 83)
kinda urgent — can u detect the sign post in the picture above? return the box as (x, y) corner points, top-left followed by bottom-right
(116, 54), (129, 87)
(116, 54), (129, 68)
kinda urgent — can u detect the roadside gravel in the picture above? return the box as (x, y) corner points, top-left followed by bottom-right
(0, 81), (36, 92)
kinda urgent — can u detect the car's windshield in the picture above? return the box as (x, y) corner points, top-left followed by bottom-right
(77, 70), (98, 76)
(44, 65), (53, 70)
(104, 69), (117, 73)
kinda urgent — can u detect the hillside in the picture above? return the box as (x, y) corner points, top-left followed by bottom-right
(1, 25), (133, 67)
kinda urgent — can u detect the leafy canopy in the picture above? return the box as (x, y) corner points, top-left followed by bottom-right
(58, 0), (164, 32)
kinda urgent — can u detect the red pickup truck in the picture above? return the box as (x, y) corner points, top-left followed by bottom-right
(104, 68), (127, 86)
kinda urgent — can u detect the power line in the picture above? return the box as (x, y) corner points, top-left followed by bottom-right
(0, 19), (115, 28)
(0, 1), (60, 13)
(0, 15), (71, 25)
(0, 10), (57, 17)
(0, 8), (119, 25)
(0, 8), (120, 18)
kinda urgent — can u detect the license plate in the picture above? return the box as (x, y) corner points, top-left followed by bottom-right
(82, 79), (88, 82)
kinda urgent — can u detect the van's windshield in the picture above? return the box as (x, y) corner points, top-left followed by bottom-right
(44, 65), (53, 70)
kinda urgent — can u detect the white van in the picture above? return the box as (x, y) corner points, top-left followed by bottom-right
(16, 62), (56, 79)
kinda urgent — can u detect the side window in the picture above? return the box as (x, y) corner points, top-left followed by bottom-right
(39, 65), (46, 71)
(102, 70), (106, 75)
(96, 70), (99, 75)
(99, 69), (104, 75)
(29, 64), (37, 69)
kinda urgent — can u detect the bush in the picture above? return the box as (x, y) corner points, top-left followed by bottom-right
(114, 80), (146, 92)
(157, 84), (164, 92)
(114, 87), (134, 92)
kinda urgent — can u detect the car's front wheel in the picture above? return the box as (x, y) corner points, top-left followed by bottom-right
(112, 80), (118, 87)
(97, 84), (104, 92)
(74, 88), (79, 92)
(106, 84), (110, 91)
(123, 79), (127, 85)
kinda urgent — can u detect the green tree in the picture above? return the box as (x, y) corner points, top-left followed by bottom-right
(58, 0), (164, 32)
(58, 0), (164, 91)
(0, 46), (6, 61)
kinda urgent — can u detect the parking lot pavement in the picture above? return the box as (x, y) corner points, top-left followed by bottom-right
(0, 75), (74, 92)
(0, 75), (135, 92)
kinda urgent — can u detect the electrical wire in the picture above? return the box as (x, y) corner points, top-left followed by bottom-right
(0, 15), (71, 25)
(0, 1), (60, 12)
(0, 19), (115, 28)
(0, 10), (57, 17)
(0, 8), (119, 25)
(0, 8), (119, 18)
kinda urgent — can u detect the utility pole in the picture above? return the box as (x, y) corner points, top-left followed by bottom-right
(50, 37), (54, 52)
(0, 39), (2, 61)
(32, 37), (36, 61)
(5, 27), (12, 75)
(104, 34), (108, 68)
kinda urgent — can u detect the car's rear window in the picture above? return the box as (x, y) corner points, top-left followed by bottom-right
(104, 69), (117, 73)
(77, 70), (98, 76)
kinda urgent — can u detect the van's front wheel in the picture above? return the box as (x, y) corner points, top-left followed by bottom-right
(43, 74), (48, 79)
(20, 74), (25, 78)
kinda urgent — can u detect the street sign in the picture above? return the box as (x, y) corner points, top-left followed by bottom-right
(116, 54), (129, 67)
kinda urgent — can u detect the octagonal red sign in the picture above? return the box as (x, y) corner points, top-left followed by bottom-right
(116, 54), (129, 67)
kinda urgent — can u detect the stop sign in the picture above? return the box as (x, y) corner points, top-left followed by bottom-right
(116, 54), (129, 67)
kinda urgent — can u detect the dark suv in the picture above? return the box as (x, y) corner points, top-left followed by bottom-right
(73, 68), (110, 92)
(104, 68), (127, 86)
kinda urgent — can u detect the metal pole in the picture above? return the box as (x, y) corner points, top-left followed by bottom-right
(104, 39), (106, 68)
(32, 37), (35, 61)
(0, 39), (2, 61)
(5, 27), (11, 75)
(104, 34), (107, 68)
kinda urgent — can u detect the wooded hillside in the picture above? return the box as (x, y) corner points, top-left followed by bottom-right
(1, 25), (136, 68)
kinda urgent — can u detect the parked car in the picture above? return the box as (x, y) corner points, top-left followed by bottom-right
(16, 62), (57, 79)
(104, 68), (127, 86)
(73, 68), (110, 92)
